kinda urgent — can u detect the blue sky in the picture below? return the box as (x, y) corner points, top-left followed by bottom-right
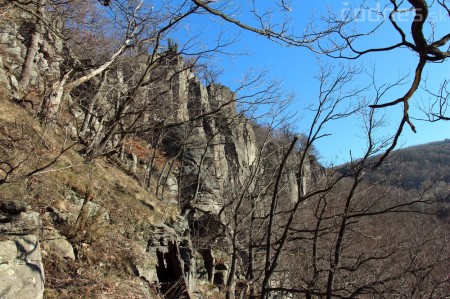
(172, 0), (450, 164)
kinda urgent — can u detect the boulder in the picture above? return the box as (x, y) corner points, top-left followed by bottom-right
(0, 206), (45, 299)
(134, 258), (158, 283)
(42, 228), (75, 260)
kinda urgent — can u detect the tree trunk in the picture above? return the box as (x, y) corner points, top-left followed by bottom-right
(225, 238), (237, 299)
(80, 71), (108, 136)
(161, 152), (182, 196)
(41, 70), (72, 121)
(64, 43), (129, 92)
(146, 142), (160, 189)
(156, 158), (171, 198)
(42, 41), (130, 123)
(131, 153), (138, 174)
(19, 0), (45, 90)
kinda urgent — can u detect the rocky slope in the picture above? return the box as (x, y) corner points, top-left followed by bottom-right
(0, 2), (320, 298)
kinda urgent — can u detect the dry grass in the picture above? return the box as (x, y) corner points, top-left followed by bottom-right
(0, 95), (176, 298)
(43, 247), (156, 299)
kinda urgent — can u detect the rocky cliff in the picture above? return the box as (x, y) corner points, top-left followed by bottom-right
(0, 1), (62, 96)
(0, 2), (319, 298)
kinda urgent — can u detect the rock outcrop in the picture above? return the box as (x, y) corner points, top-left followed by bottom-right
(152, 56), (258, 217)
(0, 3), (322, 298)
(0, 201), (45, 299)
(0, 1), (62, 94)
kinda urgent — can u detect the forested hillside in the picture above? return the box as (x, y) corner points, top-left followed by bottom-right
(364, 140), (450, 221)
(0, 1), (449, 299)
(368, 139), (450, 188)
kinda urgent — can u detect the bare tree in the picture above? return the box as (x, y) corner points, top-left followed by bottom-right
(189, 0), (450, 162)
(419, 79), (450, 121)
(204, 61), (364, 299)
(201, 59), (449, 299)
(253, 63), (449, 299)
(0, 120), (76, 185)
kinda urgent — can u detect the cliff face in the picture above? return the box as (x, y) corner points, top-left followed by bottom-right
(140, 54), (259, 217)
(179, 79), (258, 215)
(148, 56), (322, 297)
(0, 3), (319, 298)
(0, 2), (62, 94)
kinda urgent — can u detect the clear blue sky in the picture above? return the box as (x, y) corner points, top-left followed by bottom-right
(172, 0), (450, 165)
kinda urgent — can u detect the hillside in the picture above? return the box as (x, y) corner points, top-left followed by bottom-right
(0, 95), (187, 298)
(0, 1), (449, 299)
(367, 139), (450, 189)
(1, 2), (313, 297)
(361, 140), (450, 221)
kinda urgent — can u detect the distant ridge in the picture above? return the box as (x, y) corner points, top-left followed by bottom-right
(364, 139), (450, 189)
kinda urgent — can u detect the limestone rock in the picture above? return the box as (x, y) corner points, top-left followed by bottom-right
(0, 57), (9, 88)
(0, 206), (38, 234)
(42, 228), (75, 260)
(0, 210), (45, 299)
(0, 3), (62, 92)
(134, 258), (158, 283)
